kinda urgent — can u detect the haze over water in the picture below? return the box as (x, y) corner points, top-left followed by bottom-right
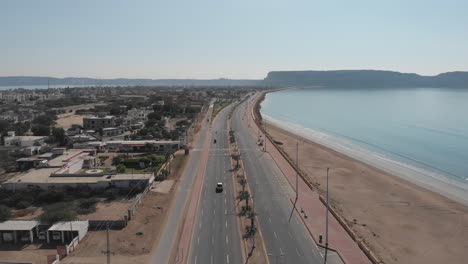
(261, 88), (468, 202)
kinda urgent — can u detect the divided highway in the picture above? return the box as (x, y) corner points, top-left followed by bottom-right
(189, 104), (242, 264)
(231, 96), (324, 264)
(150, 105), (213, 264)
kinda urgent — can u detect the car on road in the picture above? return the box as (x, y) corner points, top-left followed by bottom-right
(213, 139), (217, 144)
(216, 182), (223, 193)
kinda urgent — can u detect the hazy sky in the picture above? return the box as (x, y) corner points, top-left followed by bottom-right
(1, 0), (467, 79)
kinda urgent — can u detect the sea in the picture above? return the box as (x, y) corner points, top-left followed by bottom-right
(261, 87), (468, 205)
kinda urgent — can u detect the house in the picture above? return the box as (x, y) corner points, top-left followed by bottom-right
(83, 116), (115, 130)
(47, 221), (89, 244)
(0, 220), (39, 244)
(105, 140), (181, 153)
(3, 132), (46, 147)
(102, 127), (126, 137)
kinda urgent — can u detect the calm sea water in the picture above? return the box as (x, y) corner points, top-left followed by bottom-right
(261, 88), (468, 194)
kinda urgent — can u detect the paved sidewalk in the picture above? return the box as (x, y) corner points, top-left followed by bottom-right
(247, 94), (371, 264)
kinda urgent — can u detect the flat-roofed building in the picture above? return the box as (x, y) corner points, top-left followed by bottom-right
(0, 220), (39, 244)
(83, 116), (115, 130)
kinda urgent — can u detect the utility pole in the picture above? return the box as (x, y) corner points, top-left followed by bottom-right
(295, 141), (299, 201)
(324, 168), (330, 264)
(101, 223), (113, 264)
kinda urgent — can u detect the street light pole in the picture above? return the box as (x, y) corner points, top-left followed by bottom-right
(295, 141), (299, 201)
(324, 168), (330, 264)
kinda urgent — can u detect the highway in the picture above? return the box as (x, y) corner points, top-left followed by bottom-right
(150, 105), (213, 264)
(231, 96), (324, 264)
(189, 104), (242, 264)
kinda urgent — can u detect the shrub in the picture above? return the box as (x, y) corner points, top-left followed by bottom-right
(37, 189), (65, 204)
(0, 205), (12, 222)
(17, 200), (31, 209)
(39, 203), (76, 224)
(75, 198), (98, 215)
(103, 188), (120, 200)
(116, 164), (126, 173)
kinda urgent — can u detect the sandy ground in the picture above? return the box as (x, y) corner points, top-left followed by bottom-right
(63, 151), (189, 264)
(56, 114), (93, 129)
(77, 201), (131, 221)
(266, 124), (468, 264)
(0, 244), (58, 264)
(63, 192), (172, 264)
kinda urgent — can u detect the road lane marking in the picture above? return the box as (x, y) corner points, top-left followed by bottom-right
(225, 209), (227, 214)
(296, 248), (301, 256)
(195, 255), (197, 264)
(227, 254), (230, 264)
(274, 231), (278, 239)
(211, 255), (213, 264)
(225, 220), (228, 228)
(288, 231), (293, 239)
(226, 235), (229, 244)
(268, 217), (271, 223)
(213, 209), (216, 215)
(197, 236), (200, 245)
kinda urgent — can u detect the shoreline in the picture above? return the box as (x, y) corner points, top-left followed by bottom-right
(261, 113), (468, 206)
(255, 90), (468, 264)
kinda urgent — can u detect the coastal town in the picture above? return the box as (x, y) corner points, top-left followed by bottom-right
(0, 85), (252, 263)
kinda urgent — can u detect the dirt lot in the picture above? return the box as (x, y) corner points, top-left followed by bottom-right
(56, 114), (93, 129)
(267, 123), (468, 264)
(77, 200), (130, 221)
(0, 244), (58, 264)
(63, 192), (172, 264)
(63, 151), (189, 264)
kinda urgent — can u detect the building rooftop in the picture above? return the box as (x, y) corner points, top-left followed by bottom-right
(0, 220), (39, 231)
(84, 116), (114, 120)
(48, 221), (88, 232)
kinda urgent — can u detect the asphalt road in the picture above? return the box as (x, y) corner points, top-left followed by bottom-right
(189, 104), (242, 264)
(231, 96), (324, 264)
(150, 104), (213, 264)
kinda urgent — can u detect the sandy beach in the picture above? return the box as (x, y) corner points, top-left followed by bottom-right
(264, 121), (468, 264)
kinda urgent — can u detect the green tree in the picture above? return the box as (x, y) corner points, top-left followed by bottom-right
(52, 127), (66, 145)
(32, 114), (56, 126)
(31, 124), (50, 136)
(116, 164), (126, 173)
(0, 205), (12, 222)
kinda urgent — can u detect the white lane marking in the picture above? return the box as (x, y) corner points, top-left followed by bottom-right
(197, 236), (200, 245)
(288, 231), (293, 239)
(213, 209), (216, 215)
(296, 248), (301, 256)
(280, 247), (284, 255)
(274, 231), (278, 239)
(226, 235), (229, 244)
(224, 208), (227, 214)
(211, 255), (214, 264)
(227, 254), (230, 264)
(195, 255), (197, 264)
(199, 222), (202, 230)
(225, 220), (228, 228)
(268, 217), (272, 223)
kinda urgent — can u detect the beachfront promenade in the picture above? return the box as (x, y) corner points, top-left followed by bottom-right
(244, 93), (371, 264)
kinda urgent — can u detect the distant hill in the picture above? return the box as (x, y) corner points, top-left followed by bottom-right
(0, 76), (263, 87)
(264, 70), (468, 88)
(2, 70), (468, 88)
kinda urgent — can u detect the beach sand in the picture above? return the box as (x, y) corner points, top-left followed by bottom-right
(266, 123), (468, 264)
